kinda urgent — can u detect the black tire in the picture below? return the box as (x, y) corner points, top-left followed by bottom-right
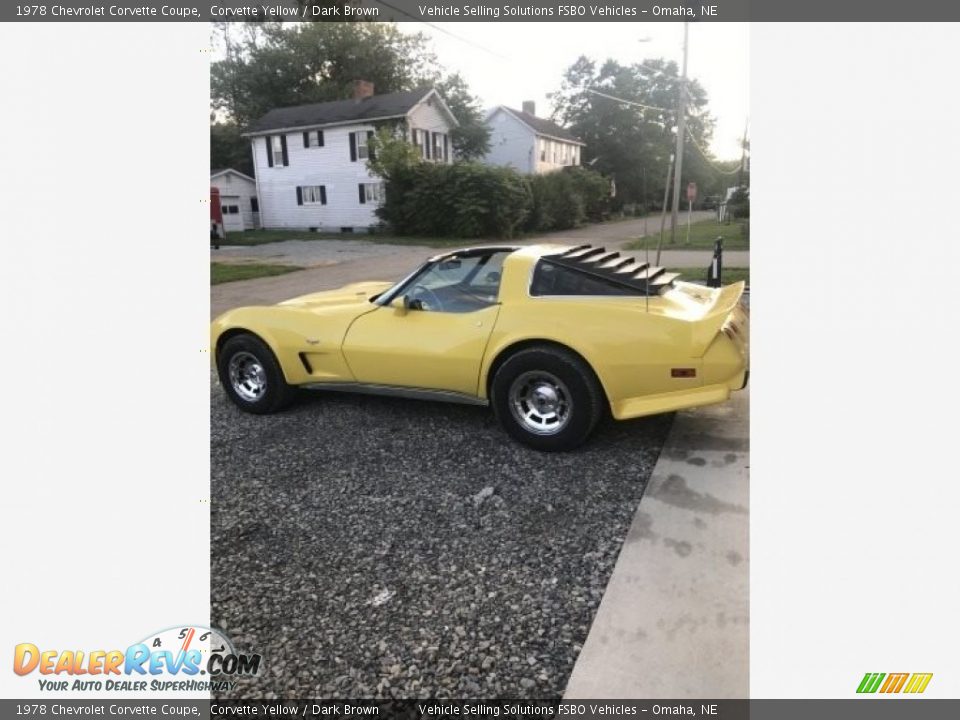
(490, 345), (605, 452)
(217, 334), (296, 414)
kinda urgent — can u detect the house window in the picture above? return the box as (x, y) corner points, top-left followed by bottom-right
(357, 132), (369, 160)
(433, 132), (444, 161)
(360, 182), (384, 204)
(271, 136), (284, 166)
(304, 130), (324, 148)
(539, 139), (546, 162)
(413, 129), (429, 159)
(300, 185), (327, 205)
(250, 197), (259, 213)
(221, 205), (239, 215)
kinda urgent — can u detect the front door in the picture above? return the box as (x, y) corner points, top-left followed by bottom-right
(342, 304), (500, 396)
(341, 249), (511, 396)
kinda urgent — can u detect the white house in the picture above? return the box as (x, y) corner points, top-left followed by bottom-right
(245, 81), (458, 233)
(483, 102), (585, 175)
(210, 169), (259, 232)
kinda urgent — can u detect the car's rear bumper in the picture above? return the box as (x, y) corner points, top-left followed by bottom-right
(611, 372), (747, 421)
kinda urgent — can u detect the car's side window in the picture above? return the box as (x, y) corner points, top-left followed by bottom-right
(530, 260), (640, 297)
(404, 251), (509, 313)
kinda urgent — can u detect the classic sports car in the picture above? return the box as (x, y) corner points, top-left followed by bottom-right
(211, 244), (748, 451)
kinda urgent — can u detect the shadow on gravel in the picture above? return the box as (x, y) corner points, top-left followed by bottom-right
(211, 383), (673, 699)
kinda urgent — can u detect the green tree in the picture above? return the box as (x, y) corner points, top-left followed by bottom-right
(549, 56), (724, 210)
(435, 73), (490, 160)
(210, 121), (253, 176)
(366, 126), (421, 179)
(211, 22), (490, 166)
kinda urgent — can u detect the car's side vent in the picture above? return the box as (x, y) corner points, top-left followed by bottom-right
(298, 353), (314, 374)
(546, 245), (680, 295)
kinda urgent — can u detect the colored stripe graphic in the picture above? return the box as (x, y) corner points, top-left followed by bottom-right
(903, 673), (933, 694)
(857, 673), (885, 693)
(880, 673), (909, 693)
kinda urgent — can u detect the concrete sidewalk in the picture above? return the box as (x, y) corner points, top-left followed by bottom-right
(564, 388), (749, 698)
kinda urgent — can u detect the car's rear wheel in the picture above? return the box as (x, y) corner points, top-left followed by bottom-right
(217, 334), (296, 414)
(491, 346), (605, 451)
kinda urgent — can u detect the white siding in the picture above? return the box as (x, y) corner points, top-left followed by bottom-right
(482, 109), (536, 173)
(211, 171), (258, 230)
(252, 125), (383, 231)
(407, 96), (456, 161)
(534, 137), (582, 175)
(482, 107), (583, 175)
(251, 102), (455, 232)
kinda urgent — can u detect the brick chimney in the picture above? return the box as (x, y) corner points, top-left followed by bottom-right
(353, 80), (375, 100)
(522, 100), (536, 116)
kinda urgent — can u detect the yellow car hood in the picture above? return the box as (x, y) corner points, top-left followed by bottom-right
(277, 281), (394, 311)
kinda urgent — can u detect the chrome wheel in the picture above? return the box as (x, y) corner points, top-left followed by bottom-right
(508, 371), (572, 436)
(228, 351), (267, 402)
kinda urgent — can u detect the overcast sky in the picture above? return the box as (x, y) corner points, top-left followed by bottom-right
(406, 22), (749, 160)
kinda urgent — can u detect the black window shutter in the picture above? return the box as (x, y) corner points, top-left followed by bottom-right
(266, 135), (273, 167)
(349, 132), (357, 161)
(366, 130), (376, 161)
(303, 131), (309, 148)
(317, 130), (324, 147)
(280, 135), (288, 166)
(296, 186), (303, 206)
(443, 134), (449, 162)
(358, 184), (366, 204)
(320, 186), (327, 205)
(411, 129), (417, 145)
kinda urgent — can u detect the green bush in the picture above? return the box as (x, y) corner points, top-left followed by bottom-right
(373, 136), (610, 238)
(524, 167), (611, 232)
(377, 162), (531, 239)
(728, 186), (750, 219)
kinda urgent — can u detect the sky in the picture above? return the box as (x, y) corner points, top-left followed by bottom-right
(405, 22), (749, 160)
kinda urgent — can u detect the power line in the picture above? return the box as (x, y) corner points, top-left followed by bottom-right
(585, 88), (672, 114)
(375, 3), (512, 62)
(685, 126), (743, 176)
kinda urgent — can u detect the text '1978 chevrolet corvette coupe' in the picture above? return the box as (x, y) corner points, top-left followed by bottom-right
(211, 244), (749, 451)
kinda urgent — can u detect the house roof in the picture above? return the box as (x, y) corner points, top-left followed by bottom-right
(211, 168), (255, 182)
(497, 106), (585, 145)
(245, 88), (456, 135)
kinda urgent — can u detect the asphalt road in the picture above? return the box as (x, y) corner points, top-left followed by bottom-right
(211, 379), (673, 699)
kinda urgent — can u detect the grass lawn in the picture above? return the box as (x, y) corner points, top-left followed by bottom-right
(218, 228), (468, 248)
(624, 218), (749, 251)
(669, 267), (750, 286)
(211, 262), (305, 285)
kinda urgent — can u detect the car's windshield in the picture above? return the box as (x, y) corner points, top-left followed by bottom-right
(375, 249), (513, 313)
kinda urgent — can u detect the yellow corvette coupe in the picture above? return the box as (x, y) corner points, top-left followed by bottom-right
(211, 244), (748, 451)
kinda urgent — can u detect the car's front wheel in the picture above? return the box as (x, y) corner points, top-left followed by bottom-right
(217, 334), (296, 414)
(491, 346), (605, 451)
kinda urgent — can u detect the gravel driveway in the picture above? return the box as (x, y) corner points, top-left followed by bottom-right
(211, 380), (672, 699)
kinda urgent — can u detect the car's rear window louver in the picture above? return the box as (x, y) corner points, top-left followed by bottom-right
(543, 245), (680, 295)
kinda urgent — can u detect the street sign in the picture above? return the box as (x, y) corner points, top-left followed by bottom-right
(686, 181), (698, 202)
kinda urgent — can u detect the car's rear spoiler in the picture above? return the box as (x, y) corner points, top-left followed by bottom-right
(692, 279), (746, 356)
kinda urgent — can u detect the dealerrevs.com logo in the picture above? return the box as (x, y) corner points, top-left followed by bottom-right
(857, 672), (933, 694)
(13, 625), (261, 693)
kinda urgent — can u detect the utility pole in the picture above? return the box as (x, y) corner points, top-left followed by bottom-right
(668, 21), (689, 246)
(655, 153), (674, 266)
